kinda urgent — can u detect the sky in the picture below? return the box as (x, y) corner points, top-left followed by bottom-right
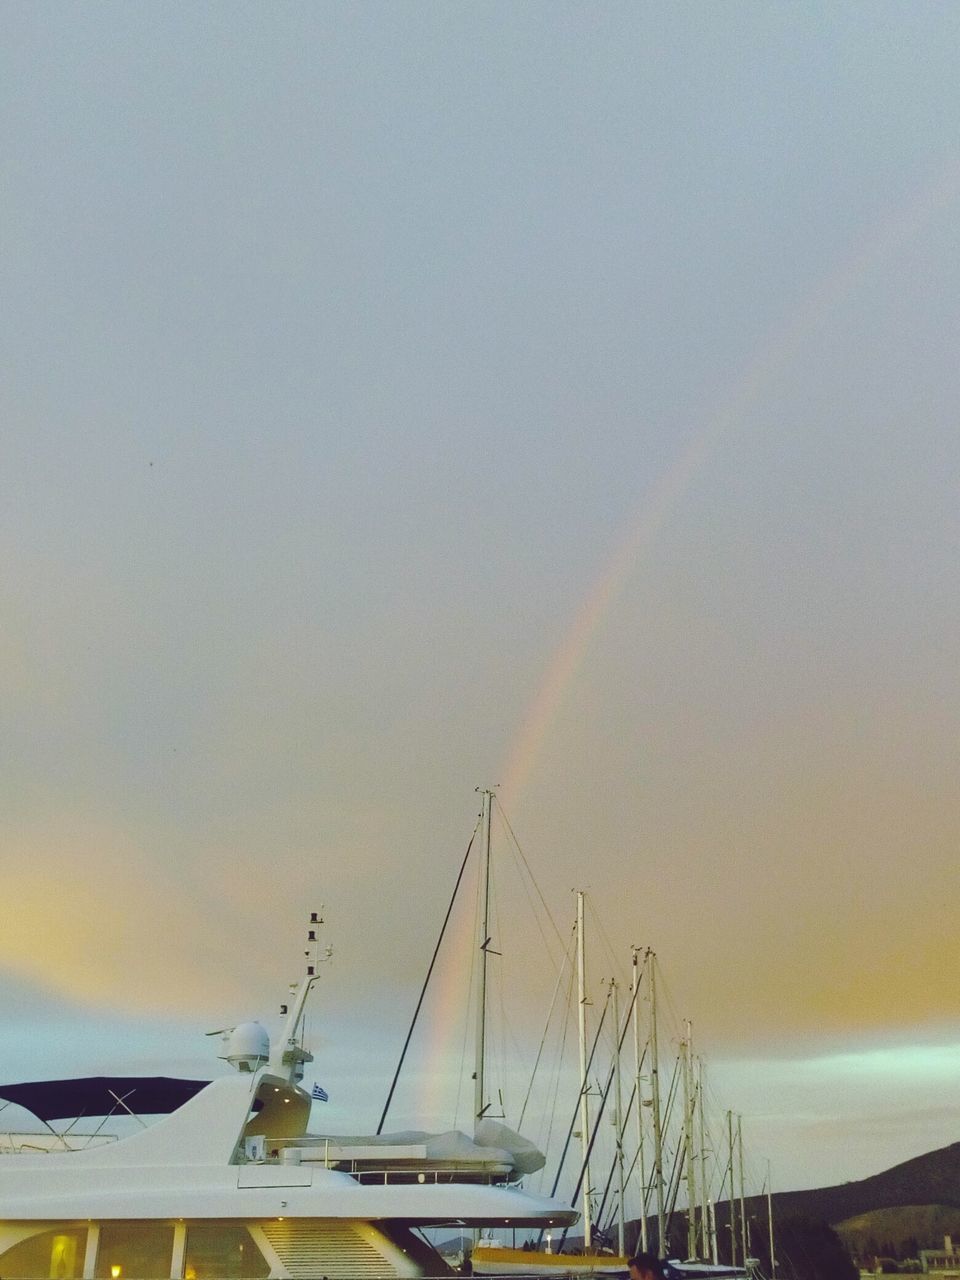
(2, 0), (960, 1199)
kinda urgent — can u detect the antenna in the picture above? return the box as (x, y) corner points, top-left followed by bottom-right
(268, 909), (333, 1081)
(304, 906), (335, 974)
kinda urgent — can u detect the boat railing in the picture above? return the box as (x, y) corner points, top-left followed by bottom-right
(246, 1137), (510, 1186)
(0, 1130), (119, 1153)
(345, 1165), (504, 1185)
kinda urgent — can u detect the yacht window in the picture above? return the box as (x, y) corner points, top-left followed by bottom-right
(95, 1222), (174, 1279)
(184, 1223), (269, 1279)
(0, 1227), (86, 1279)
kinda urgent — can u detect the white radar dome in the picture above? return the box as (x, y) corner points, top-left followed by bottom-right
(224, 1021), (270, 1072)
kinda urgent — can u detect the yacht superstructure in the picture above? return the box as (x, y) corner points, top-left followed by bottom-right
(0, 937), (575, 1280)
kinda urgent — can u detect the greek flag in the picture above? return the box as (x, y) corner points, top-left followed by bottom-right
(311, 1082), (329, 1102)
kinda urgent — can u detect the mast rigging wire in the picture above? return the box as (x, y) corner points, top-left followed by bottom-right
(517, 925), (575, 1130)
(376, 817), (480, 1134)
(493, 796), (567, 962)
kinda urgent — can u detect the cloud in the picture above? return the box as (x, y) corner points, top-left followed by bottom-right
(0, 814), (239, 1014)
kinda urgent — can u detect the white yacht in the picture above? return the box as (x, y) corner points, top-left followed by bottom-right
(0, 961), (576, 1280)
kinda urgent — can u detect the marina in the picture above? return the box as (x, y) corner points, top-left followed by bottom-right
(0, 799), (771, 1280)
(2, 13), (956, 1277)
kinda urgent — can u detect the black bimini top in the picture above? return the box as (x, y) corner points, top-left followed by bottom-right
(0, 1076), (210, 1121)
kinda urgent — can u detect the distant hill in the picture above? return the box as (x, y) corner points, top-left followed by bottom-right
(833, 1204), (960, 1261)
(755, 1141), (960, 1227)
(604, 1142), (960, 1264)
(716, 1140), (960, 1262)
(450, 1142), (960, 1265)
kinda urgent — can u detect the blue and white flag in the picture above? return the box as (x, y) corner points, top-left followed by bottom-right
(311, 1082), (329, 1102)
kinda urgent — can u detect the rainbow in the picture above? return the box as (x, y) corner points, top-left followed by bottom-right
(500, 156), (960, 812)
(411, 155), (960, 1127)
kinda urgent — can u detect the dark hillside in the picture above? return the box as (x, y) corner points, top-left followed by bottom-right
(696, 1138), (960, 1266)
(623, 1142), (960, 1265)
(754, 1141), (960, 1226)
(834, 1204), (960, 1263)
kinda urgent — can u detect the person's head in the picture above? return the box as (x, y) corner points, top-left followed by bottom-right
(628, 1254), (666, 1280)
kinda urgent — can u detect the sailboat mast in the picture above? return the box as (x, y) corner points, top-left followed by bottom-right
(648, 950), (666, 1257)
(727, 1110), (737, 1267)
(698, 1056), (710, 1262)
(612, 978), (626, 1258)
(738, 1114), (748, 1265)
(631, 946), (648, 1254)
(767, 1159), (776, 1279)
(682, 1024), (697, 1261)
(576, 889), (592, 1251)
(474, 788), (493, 1126)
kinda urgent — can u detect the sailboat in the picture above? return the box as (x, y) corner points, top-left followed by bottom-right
(473, 892), (761, 1279)
(472, 886), (630, 1277)
(358, 791), (770, 1279)
(305, 791), (552, 1193)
